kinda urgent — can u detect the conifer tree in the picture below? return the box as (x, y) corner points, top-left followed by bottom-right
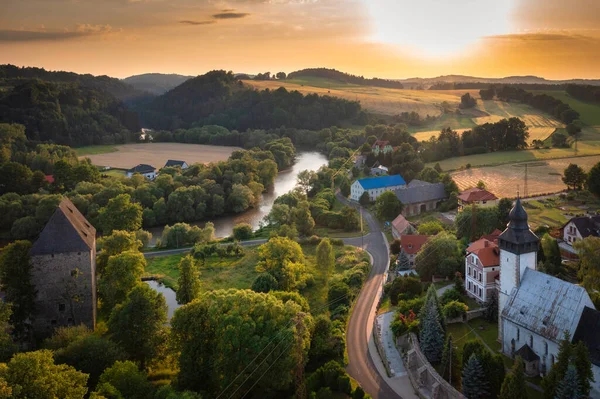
(543, 332), (573, 399)
(419, 301), (445, 363)
(440, 334), (461, 389)
(176, 255), (200, 304)
(572, 341), (593, 398)
(421, 285), (445, 332)
(462, 354), (490, 399)
(499, 357), (528, 399)
(397, 251), (410, 271)
(555, 365), (582, 399)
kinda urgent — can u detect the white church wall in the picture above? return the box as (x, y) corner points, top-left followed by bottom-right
(591, 366), (600, 396)
(503, 319), (560, 375)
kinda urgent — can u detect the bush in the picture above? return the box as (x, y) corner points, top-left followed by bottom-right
(442, 300), (468, 319)
(396, 297), (425, 315)
(388, 275), (422, 305)
(251, 273), (279, 293)
(328, 282), (351, 312)
(390, 239), (402, 255)
(232, 223), (253, 240)
(439, 288), (463, 306)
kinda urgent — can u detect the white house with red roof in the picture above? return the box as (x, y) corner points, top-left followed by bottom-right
(371, 140), (393, 156)
(465, 237), (500, 303)
(400, 235), (431, 268)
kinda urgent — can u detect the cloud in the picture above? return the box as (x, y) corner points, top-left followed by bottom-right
(486, 32), (593, 42)
(0, 24), (117, 42)
(179, 20), (217, 25)
(212, 12), (250, 19)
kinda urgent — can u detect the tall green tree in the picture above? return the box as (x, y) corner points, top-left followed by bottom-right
(563, 164), (587, 190)
(572, 341), (594, 398)
(176, 255), (200, 305)
(555, 365), (581, 399)
(574, 237), (600, 291)
(499, 357), (528, 399)
(316, 238), (335, 275)
(419, 286), (445, 363)
(543, 332), (573, 399)
(257, 237), (309, 291)
(586, 161), (600, 197)
(0, 240), (35, 337)
(97, 230), (141, 274)
(108, 284), (168, 369)
(374, 191), (403, 221)
(98, 194), (143, 234)
(497, 198), (513, 228)
(99, 251), (146, 311)
(415, 233), (460, 281)
(97, 361), (154, 399)
(462, 354), (490, 399)
(293, 201), (315, 236)
(540, 234), (565, 277)
(0, 302), (16, 362)
(397, 251), (410, 271)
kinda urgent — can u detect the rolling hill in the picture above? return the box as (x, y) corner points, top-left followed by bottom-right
(123, 73), (194, 95)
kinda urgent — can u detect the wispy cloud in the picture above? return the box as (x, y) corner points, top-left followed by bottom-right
(0, 24), (117, 42)
(486, 31), (595, 42)
(179, 20), (217, 25)
(212, 12), (250, 19)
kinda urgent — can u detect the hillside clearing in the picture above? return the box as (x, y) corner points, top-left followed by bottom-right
(81, 143), (240, 169)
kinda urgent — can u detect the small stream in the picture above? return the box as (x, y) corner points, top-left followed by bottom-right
(145, 280), (180, 320)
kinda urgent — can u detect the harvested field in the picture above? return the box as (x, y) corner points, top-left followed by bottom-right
(82, 143), (240, 169)
(451, 155), (600, 197)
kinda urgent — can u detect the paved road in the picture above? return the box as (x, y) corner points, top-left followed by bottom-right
(338, 193), (402, 399)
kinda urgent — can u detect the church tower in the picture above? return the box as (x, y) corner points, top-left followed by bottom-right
(497, 198), (539, 341)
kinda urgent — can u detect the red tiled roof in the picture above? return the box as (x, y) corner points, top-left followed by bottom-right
(481, 229), (502, 243)
(458, 188), (498, 203)
(466, 238), (500, 267)
(372, 140), (390, 149)
(400, 235), (431, 255)
(392, 214), (411, 235)
(45, 175), (54, 184)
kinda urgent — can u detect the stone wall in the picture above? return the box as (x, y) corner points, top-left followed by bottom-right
(404, 333), (465, 399)
(30, 249), (96, 337)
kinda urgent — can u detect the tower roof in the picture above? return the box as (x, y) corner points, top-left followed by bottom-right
(499, 198), (539, 248)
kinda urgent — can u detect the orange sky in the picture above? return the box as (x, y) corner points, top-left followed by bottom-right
(0, 0), (599, 80)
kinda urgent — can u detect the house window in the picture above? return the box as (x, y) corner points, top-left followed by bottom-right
(58, 304), (66, 312)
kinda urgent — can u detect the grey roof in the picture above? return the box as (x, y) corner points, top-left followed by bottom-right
(30, 198), (96, 256)
(499, 198), (539, 248)
(515, 344), (539, 362)
(165, 160), (186, 167)
(502, 268), (593, 342)
(127, 164), (155, 173)
(393, 181), (447, 205)
(566, 216), (600, 238)
(406, 179), (431, 188)
(573, 306), (600, 367)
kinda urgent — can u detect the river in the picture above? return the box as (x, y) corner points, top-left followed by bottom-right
(148, 151), (328, 241)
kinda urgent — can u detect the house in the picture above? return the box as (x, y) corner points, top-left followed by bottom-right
(457, 187), (498, 211)
(354, 155), (366, 168)
(481, 228), (502, 244)
(370, 165), (388, 176)
(562, 215), (600, 245)
(497, 198), (600, 394)
(464, 238), (500, 303)
(371, 140), (393, 156)
(126, 164), (157, 179)
(350, 175), (406, 202)
(394, 179), (447, 217)
(164, 160), (189, 169)
(399, 235), (431, 268)
(391, 214), (415, 238)
(30, 198), (96, 337)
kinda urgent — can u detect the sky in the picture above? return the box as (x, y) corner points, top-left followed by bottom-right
(0, 0), (599, 80)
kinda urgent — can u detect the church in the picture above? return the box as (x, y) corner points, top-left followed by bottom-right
(497, 198), (600, 395)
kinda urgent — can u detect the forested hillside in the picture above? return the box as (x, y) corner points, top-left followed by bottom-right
(287, 68), (404, 89)
(141, 70), (363, 131)
(123, 73), (194, 95)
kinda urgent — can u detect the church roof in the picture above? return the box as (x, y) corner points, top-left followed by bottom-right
(573, 306), (600, 367)
(502, 268), (593, 343)
(30, 198), (96, 256)
(499, 198), (539, 247)
(515, 344), (540, 362)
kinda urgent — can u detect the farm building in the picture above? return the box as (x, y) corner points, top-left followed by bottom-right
(497, 198), (600, 393)
(126, 164), (157, 179)
(399, 235), (431, 268)
(562, 215), (600, 245)
(30, 198), (97, 338)
(350, 175), (406, 202)
(391, 214), (415, 238)
(393, 180), (447, 217)
(164, 159), (189, 169)
(464, 238), (500, 303)
(371, 140), (393, 156)
(457, 187), (498, 211)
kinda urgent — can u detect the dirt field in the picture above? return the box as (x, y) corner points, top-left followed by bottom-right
(451, 155), (600, 197)
(82, 143), (241, 169)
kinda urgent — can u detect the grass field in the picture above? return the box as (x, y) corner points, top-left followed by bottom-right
(532, 90), (600, 126)
(76, 145), (118, 156)
(81, 143), (240, 169)
(450, 154), (600, 198)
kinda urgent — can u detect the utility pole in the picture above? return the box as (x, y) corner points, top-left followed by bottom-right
(471, 202), (477, 242)
(360, 206), (364, 250)
(294, 313), (307, 399)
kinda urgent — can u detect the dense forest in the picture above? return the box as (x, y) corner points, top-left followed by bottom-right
(287, 68), (404, 89)
(141, 70), (364, 131)
(122, 73), (193, 95)
(566, 84), (600, 103)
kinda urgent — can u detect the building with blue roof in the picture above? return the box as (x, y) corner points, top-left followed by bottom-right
(350, 175), (406, 202)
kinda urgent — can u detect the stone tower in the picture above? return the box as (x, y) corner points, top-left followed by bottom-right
(497, 198), (539, 341)
(30, 198), (96, 338)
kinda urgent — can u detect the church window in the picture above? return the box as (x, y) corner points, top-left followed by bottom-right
(530, 335), (533, 348)
(551, 355), (555, 365)
(517, 328), (520, 341)
(544, 341), (548, 355)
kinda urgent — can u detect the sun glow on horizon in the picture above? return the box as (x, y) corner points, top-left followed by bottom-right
(364, 0), (516, 57)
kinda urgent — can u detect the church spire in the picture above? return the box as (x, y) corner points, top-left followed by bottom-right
(498, 197), (539, 254)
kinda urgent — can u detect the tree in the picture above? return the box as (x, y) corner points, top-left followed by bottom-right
(232, 223), (253, 241)
(484, 289), (498, 322)
(276, 72), (287, 79)
(462, 354), (490, 399)
(555, 365), (581, 399)
(170, 289), (311, 397)
(499, 357), (528, 399)
(0, 350), (88, 399)
(459, 93), (477, 109)
(176, 255), (200, 304)
(455, 206), (499, 240)
(98, 361), (154, 399)
(0, 162), (33, 195)
(573, 237), (600, 291)
(97, 230), (141, 274)
(572, 341), (593, 398)
(340, 206), (360, 232)
(417, 220), (444, 235)
(108, 284), (168, 369)
(476, 180), (486, 189)
(227, 184), (255, 213)
(542, 332), (573, 399)
(497, 198), (513, 228)
(257, 237), (309, 291)
(0, 303), (16, 362)
(415, 233), (460, 281)
(563, 164), (586, 190)
(98, 194), (143, 234)
(440, 334), (461, 389)
(251, 273), (279, 293)
(316, 238), (335, 275)
(587, 162), (600, 196)
(293, 201), (315, 236)
(397, 251), (410, 271)
(0, 240), (35, 337)
(552, 131), (569, 148)
(359, 191), (370, 206)
(540, 234), (565, 277)
(99, 250), (146, 311)
(328, 281), (352, 311)
(374, 191), (403, 221)
(419, 288), (445, 363)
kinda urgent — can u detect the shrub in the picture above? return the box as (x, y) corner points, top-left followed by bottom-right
(328, 282), (351, 312)
(439, 288), (463, 306)
(251, 273), (279, 293)
(232, 223), (253, 240)
(397, 297), (425, 315)
(442, 300), (468, 319)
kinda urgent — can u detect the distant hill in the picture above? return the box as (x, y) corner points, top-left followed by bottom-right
(287, 68), (404, 89)
(139, 70), (362, 130)
(398, 74), (600, 88)
(123, 73), (194, 95)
